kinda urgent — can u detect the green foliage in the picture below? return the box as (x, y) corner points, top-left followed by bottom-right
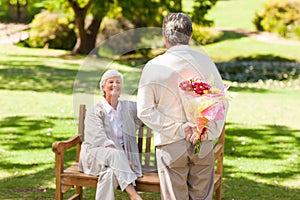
(164, 0), (183, 12)
(253, 0), (300, 40)
(89, 0), (114, 20)
(119, 0), (163, 27)
(37, 0), (72, 13)
(97, 15), (135, 54)
(8, 0), (27, 5)
(191, 0), (218, 26)
(192, 23), (223, 45)
(26, 10), (76, 50)
(217, 60), (300, 82)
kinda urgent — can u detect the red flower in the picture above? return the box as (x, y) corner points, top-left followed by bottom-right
(179, 77), (212, 96)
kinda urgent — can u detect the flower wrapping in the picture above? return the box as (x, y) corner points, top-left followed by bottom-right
(179, 77), (228, 154)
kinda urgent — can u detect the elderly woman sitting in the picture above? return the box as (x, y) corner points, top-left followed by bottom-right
(78, 69), (143, 200)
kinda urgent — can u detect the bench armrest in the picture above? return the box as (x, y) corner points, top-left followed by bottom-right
(52, 135), (81, 154)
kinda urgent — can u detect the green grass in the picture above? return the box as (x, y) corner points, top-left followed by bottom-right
(223, 88), (300, 199)
(0, 89), (77, 199)
(204, 36), (300, 62)
(207, 0), (269, 31)
(1, 89), (299, 199)
(1, 44), (300, 199)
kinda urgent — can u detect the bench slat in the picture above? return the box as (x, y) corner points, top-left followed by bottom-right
(61, 163), (161, 191)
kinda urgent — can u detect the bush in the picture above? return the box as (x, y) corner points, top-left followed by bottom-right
(253, 0), (300, 40)
(192, 24), (223, 45)
(216, 61), (300, 82)
(97, 16), (135, 55)
(26, 10), (76, 50)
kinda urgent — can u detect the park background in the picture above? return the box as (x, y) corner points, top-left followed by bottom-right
(0, 0), (299, 199)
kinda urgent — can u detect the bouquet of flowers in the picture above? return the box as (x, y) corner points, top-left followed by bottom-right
(179, 76), (229, 154)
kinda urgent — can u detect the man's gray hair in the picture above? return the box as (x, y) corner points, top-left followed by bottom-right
(162, 12), (193, 46)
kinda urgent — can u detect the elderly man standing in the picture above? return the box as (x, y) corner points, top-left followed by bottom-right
(137, 13), (228, 200)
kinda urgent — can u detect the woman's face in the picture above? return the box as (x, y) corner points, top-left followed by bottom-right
(102, 76), (122, 98)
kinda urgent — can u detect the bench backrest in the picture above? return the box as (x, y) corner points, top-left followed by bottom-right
(76, 104), (86, 162)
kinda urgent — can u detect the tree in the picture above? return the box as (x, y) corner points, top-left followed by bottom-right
(67, 0), (112, 54)
(35, 0), (218, 54)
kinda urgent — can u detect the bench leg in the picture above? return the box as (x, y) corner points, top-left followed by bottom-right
(215, 183), (222, 200)
(68, 186), (83, 200)
(55, 180), (63, 200)
(76, 185), (83, 200)
(55, 189), (63, 200)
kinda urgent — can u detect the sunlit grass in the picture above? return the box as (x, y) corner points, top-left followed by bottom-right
(204, 37), (300, 62)
(226, 88), (300, 129)
(207, 0), (269, 31)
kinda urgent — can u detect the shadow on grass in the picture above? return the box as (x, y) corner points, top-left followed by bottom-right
(0, 115), (77, 151)
(0, 165), (57, 199)
(0, 113), (126, 199)
(224, 123), (300, 160)
(0, 54), (144, 95)
(222, 175), (300, 199)
(0, 64), (102, 94)
(0, 118), (299, 199)
(0, 151), (79, 200)
(0, 114), (79, 199)
(2, 45), (299, 95)
(221, 122), (300, 199)
(216, 30), (247, 42)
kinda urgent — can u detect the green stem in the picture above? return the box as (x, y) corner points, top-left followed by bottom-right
(194, 139), (201, 154)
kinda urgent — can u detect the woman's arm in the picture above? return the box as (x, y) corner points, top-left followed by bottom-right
(84, 105), (115, 147)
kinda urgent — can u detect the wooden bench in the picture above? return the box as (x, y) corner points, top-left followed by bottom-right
(52, 104), (225, 200)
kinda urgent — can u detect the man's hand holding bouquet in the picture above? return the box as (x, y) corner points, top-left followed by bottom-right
(179, 76), (229, 154)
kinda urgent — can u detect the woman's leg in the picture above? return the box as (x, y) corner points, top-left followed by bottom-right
(124, 184), (143, 200)
(93, 147), (142, 199)
(95, 168), (118, 200)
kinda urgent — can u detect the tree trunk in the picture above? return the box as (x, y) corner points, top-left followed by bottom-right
(68, 0), (101, 55)
(8, 0), (28, 22)
(72, 18), (101, 55)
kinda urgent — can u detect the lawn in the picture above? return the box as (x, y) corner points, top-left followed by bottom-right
(1, 0), (300, 199)
(1, 43), (299, 200)
(223, 88), (300, 199)
(207, 0), (269, 31)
